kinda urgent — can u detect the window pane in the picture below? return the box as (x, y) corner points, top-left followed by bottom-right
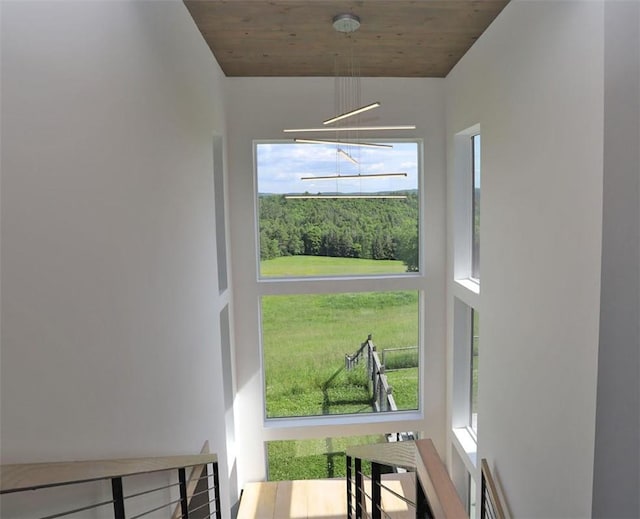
(261, 291), (419, 418)
(266, 435), (386, 481)
(471, 135), (481, 279)
(470, 309), (479, 432)
(256, 142), (419, 277)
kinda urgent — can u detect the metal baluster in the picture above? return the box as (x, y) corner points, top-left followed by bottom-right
(178, 468), (189, 519)
(371, 462), (381, 519)
(355, 458), (363, 519)
(346, 456), (353, 519)
(111, 477), (125, 519)
(212, 463), (222, 519)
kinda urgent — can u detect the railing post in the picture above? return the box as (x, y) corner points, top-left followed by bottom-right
(371, 462), (381, 519)
(355, 457), (363, 519)
(178, 468), (189, 519)
(212, 462), (222, 519)
(111, 476), (125, 519)
(416, 477), (433, 519)
(346, 456), (353, 519)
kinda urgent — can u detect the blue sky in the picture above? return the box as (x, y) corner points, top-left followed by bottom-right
(256, 141), (419, 195)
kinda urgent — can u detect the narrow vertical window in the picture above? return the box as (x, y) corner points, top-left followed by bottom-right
(470, 309), (479, 434)
(213, 136), (228, 293)
(471, 135), (481, 280)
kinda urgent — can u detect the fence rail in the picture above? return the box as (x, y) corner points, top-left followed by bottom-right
(346, 335), (400, 412)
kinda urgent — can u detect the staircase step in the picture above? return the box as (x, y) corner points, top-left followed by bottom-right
(237, 473), (415, 519)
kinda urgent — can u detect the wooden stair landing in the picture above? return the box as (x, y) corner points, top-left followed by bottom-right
(237, 473), (415, 519)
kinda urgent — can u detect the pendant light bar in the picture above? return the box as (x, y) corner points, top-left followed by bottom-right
(337, 149), (358, 165)
(285, 125), (416, 133)
(285, 194), (408, 200)
(300, 173), (407, 181)
(323, 102), (381, 125)
(294, 138), (393, 149)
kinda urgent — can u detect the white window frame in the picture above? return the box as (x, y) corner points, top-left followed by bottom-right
(453, 124), (481, 288)
(449, 125), (481, 517)
(253, 139), (428, 462)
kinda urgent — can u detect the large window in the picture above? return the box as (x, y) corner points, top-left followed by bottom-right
(261, 291), (419, 418)
(256, 141), (423, 422)
(256, 142), (419, 278)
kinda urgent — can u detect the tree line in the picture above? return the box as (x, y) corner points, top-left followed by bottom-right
(259, 193), (419, 271)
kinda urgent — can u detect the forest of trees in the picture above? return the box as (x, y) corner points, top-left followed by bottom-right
(259, 192), (419, 271)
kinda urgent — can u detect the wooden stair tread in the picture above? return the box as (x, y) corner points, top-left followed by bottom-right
(237, 481), (278, 519)
(237, 474), (416, 519)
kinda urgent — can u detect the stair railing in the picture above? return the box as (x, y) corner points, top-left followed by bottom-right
(480, 458), (507, 519)
(346, 439), (467, 519)
(1, 451), (221, 519)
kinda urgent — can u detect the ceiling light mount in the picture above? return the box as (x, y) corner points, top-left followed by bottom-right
(332, 13), (361, 33)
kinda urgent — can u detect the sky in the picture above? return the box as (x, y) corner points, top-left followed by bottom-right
(256, 141), (419, 195)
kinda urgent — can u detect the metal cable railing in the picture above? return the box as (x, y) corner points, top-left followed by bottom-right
(1, 453), (221, 519)
(346, 439), (468, 519)
(481, 459), (507, 519)
(346, 457), (423, 519)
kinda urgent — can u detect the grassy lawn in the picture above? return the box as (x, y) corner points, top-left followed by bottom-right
(386, 368), (419, 410)
(262, 290), (419, 417)
(267, 435), (384, 481)
(261, 255), (407, 277)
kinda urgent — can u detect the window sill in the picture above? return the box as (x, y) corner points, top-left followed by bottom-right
(452, 426), (477, 473)
(265, 410), (423, 429)
(454, 278), (479, 294)
(453, 278), (480, 309)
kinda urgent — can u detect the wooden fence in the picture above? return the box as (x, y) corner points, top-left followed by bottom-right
(345, 335), (398, 412)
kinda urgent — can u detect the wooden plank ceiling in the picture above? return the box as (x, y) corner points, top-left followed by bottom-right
(184, 1), (510, 78)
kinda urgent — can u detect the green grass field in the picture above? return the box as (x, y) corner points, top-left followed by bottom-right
(267, 435), (384, 481)
(261, 255), (407, 277)
(262, 291), (419, 417)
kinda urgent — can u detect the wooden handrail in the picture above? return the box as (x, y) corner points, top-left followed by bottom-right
(347, 439), (467, 518)
(0, 453), (218, 494)
(481, 458), (507, 519)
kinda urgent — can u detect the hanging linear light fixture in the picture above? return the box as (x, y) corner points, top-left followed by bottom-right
(284, 125), (416, 133)
(284, 194), (408, 200)
(282, 13), (414, 199)
(337, 148), (358, 165)
(300, 173), (407, 181)
(323, 101), (381, 125)
(293, 138), (392, 149)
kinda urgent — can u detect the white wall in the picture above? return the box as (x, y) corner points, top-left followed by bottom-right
(1, 1), (235, 516)
(592, 2), (640, 517)
(446, 1), (604, 517)
(225, 77), (447, 485)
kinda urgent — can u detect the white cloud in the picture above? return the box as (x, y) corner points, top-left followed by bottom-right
(256, 142), (419, 194)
